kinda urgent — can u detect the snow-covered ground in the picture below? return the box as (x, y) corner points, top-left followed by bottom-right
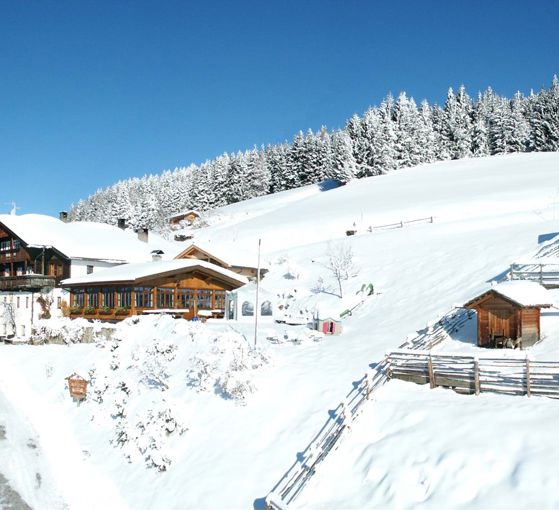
(2, 152), (559, 509)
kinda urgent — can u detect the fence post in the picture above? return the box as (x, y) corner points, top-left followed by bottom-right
(400, 220), (403, 228)
(430, 216), (433, 223)
(540, 264), (543, 285)
(526, 356), (531, 397)
(364, 372), (371, 399)
(428, 354), (435, 389)
(474, 357), (480, 395)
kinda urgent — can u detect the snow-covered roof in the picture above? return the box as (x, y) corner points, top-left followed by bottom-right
(167, 210), (201, 220)
(173, 241), (262, 269)
(61, 259), (248, 286)
(0, 214), (176, 263)
(468, 281), (554, 308)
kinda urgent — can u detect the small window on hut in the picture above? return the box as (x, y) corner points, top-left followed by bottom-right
(242, 301), (254, 316)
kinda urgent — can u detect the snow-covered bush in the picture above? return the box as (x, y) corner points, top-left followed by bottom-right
(114, 399), (187, 471)
(31, 317), (115, 344)
(186, 331), (271, 403)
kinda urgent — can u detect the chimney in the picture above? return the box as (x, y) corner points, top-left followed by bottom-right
(117, 218), (127, 230)
(137, 228), (149, 243)
(151, 249), (164, 262)
(59, 211), (68, 223)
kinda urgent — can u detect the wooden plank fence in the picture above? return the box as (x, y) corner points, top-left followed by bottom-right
(265, 307), (472, 510)
(509, 262), (559, 288)
(388, 349), (559, 398)
(368, 216), (433, 233)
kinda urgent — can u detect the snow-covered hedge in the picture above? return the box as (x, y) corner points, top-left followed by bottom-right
(31, 317), (115, 344)
(186, 330), (271, 403)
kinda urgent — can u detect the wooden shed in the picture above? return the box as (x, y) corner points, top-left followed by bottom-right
(464, 281), (553, 348)
(314, 317), (343, 336)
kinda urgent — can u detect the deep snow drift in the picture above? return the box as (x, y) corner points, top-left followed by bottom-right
(2, 153), (559, 509)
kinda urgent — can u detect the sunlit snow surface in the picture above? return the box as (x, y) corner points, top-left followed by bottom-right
(2, 153), (559, 509)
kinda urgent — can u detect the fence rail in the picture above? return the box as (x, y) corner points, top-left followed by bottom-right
(509, 262), (559, 287)
(265, 307), (470, 509)
(388, 349), (559, 398)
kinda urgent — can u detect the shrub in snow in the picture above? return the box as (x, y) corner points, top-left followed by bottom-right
(186, 331), (271, 403)
(114, 399), (187, 471)
(132, 339), (177, 390)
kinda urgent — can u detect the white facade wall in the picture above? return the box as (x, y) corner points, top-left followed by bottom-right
(0, 288), (68, 340)
(70, 259), (123, 278)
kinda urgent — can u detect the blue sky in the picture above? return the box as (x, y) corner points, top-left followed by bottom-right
(1, 0), (558, 216)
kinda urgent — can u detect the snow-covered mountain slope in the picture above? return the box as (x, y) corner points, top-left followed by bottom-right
(2, 152), (559, 510)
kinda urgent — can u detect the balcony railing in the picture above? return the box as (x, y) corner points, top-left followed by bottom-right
(0, 275), (56, 292)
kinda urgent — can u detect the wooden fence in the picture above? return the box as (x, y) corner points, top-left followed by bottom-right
(265, 307), (471, 510)
(388, 350), (559, 398)
(509, 262), (559, 288)
(369, 216), (433, 232)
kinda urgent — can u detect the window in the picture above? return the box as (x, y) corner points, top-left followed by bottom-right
(87, 265), (94, 275)
(25, 297), (29, 309)
(16, 264), (23, 276)
(16, 296), (20, 308)
(157, 288), (174, 308)
(196, 289), (212, 310)
(0, 240), (10, 252)
(135, 287), (153, 308)
(73, 289), (85, 307)
(117, 288), (132, 308)
(242, 301), (254, 316)
(101, 288), (115, 308)
(57, 297), (61, 309)
(261, 300), (273, 316)
(86, 289), (99, 307)
(177, 288), (194, 309)
(214, 290), (226, 311)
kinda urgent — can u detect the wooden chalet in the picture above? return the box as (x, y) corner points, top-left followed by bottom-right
(464, 281), (553, 348)
(61, 259), (248, 321)
(0, 220), (69, 292)
(175, 243), (266, 280)
(168, 210), (200, 228)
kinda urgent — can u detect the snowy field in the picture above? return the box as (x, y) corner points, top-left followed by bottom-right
(2, 152), (559, 509)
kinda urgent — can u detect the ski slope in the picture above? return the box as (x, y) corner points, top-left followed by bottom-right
(1, 152), (559, 509)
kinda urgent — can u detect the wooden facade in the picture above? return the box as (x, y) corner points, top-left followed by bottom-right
(465, 290), (546, 348)
(64, 265), (243, 321)
(175, 244), (265, 280)
(168, 210), (200, 227)
(0, 222), (70, 291)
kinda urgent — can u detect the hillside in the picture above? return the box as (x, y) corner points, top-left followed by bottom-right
(1, 152), (559, 509)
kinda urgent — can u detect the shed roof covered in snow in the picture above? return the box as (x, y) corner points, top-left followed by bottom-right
(465, 281), (554, 309)
(61, 259), (248, 287)
(0, 214), (175, 263)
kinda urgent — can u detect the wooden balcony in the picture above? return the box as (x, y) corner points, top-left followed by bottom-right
(0, 275), (56, 292)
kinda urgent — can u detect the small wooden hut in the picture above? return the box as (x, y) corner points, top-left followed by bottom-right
(464, 281), (553, 348)
(314, 317), (342, 336)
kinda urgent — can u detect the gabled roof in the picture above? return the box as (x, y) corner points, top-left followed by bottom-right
(0, 214), (175, 263)
(465, 281), (554, 309)
(173, 242), (260, 270)
(167, 210), (201, 221)
(61, 259), (248, 287)
(175, 243), (231, 268)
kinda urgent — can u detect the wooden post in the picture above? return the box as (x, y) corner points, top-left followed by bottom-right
(364, 376), (370, 400)
(526, 356), (531, 397)
(474, 357), (480, 395)
(428, 354), (435, 389)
